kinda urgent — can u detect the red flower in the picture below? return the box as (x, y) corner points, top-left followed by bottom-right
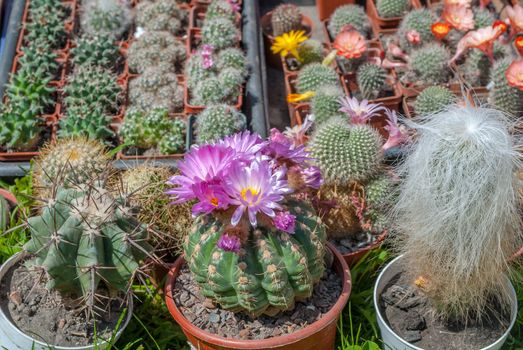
(333, 29), (367, 59)
(432, 22), (451, 40)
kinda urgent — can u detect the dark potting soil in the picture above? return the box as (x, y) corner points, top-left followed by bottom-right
(0, 261), (125, 347)
(173, 265), (342, 340)
(380, 273), (511, 350)
(330, 231), (377, 255)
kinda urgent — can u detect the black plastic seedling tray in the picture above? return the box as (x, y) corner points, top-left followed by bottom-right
(0, 0), (269, 178)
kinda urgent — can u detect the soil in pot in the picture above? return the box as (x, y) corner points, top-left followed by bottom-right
(173, 264), (342, 340)
(380, 271), (511, 349)
(0, 259), (125, 347)
(329, 231), (379, 255)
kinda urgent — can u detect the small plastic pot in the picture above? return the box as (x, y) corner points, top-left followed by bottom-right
(164, 242), (352, 350)
(366, 0), (421, 30)
(374, 255), (518, 350)
(0, 252), (133, 350)
(342, 230), (388, 267)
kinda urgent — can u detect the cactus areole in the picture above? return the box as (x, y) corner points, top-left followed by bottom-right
(166, 131), (328, 317)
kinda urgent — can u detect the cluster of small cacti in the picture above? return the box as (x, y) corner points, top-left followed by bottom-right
(120, 108), (186, 154)
(328, 4), (371, 38)
(271, 4), (303, 36)
(129, 68), (184, 113)
(195, 104), (247, 144)
(376, 0), (410, 18)
(136, 0), (188, 37)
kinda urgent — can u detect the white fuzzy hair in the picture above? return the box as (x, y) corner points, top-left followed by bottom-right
(392, 105), (523, 320)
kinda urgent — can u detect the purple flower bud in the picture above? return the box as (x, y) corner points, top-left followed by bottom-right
(217, 234), (242, 253)
(273, 211), (296, 234)
(302, 166), (323, 189)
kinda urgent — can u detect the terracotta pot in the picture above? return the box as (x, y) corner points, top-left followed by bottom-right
(316, 0), (355, 22)
(164, 242), (352, 350)
(366, 0), (421, 30)
(260, 11), (314, 69)
(342, 230), (388, 267)
(281, 43), (333, 77)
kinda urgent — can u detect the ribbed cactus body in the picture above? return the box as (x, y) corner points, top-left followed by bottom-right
(0, 196), (9, 233)
(376, 0), (409, 18)
(184, 199), (326, 316)
(328, 4), (370, 38)
(296, 63), (339, 93)
(271, 4), (303, 37)
(414, 86), (456, 116)
(71, 35), (119, 70)
(357, 63), (387, 100)
(410, 43), (451, 85)
(398, 9), (437, 51)
(311, 85), (344, 125)
(24, 185), (152, 303)
(196, 104), (247, 144)
(311, 117), (383, 183)
(488, 58), (523, 117)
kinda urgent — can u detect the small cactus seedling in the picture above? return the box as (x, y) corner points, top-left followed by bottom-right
(192, 77), (230, 106)
(195, 104), (247, 144)
(17, 40), (59, 79)
(58, 104), (115, 142)
(216, 47), (248, 76)
(271, 4), (303, 37)
(328, 5), (371, 38)
(201, 17), (240, 50)
(128, 31), (186, 74)
(377, 0), (410, 18)
(136, 0), (188, 37)
(414, 86), (456, 116)
(71, 35), (120, 70)
(24, 174), (153, 310)
(296, 63), (340, 93)
(25, 5), (67, 49)
(80, 0), (132, 39)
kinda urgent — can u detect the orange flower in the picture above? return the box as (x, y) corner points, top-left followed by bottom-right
(287, 91), (315, 103)
(506, 5), (523, 38)
(506, 59), (523, 90)
(432, 22), (451, 40)
(492, 20), (508, 33)
(515, 35), (523, 56)
(451, 25), (503, 63)
(333, 29), (367, 59)
(442, 4), (474, 31)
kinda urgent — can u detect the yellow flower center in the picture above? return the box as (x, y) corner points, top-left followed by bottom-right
(241, 187), (259, 202)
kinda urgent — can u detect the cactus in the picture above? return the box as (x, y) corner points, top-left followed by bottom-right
(311, 85), (344, 125)
(136, 0), (188, 36)
(376, 0), (410, 18)
(25, 5), (67, 49)
(271, 4), (303, 37)
(327, 5), (371, 38)
(201, 17), (239, 50)
(80, 0), (132, 39)
(473, 7), (495, 29)
(186, 52), (214, 91)
(409, 43), (451, 85)
(217, 48), (248, 76)
(119, 166), (193, 255)
(488, 58), (523, 117)
(71, 35), (119, 70)
(462, 43), (509, 87)
(356, 63), (388, 100)
(128, 31), (186, 74)
(184, 198), (326, 316)
(219, 68), (245, 97)
(63, 65), (121, 114)
(362, 175), (393, 234)
(33, 137), (109, 198)
(398, 8), (437, 51)
(205, 0), (237, 24)
(59, 104), (115, 142)
(17, 41), (59, 78)
(195, 104), (247, 144)
(191, 77), (229, 106)
(24, 179), (153, 307)
(129, 67), (183, 113)
(297, 39), (324, 65)
(311, 117), (383, 184)
(120, 108), (186, 154)
(414, 86), (456, 116)
(296, 63), (340, 93)
(29, 0), (66, 13)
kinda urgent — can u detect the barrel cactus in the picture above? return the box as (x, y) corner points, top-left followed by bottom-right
(414, 86), (456, 116)
(488, 58), (523, 117)
(376, 0), (410, 18)
(271, 4), (303, 37)
(195, 104), (247, 144)
(328, 4), (371, 38)
(296, 63), (340, 93)
(356, 63), (388, 100)
(24, 178), (153, 307)
(167, 131), (327, 316)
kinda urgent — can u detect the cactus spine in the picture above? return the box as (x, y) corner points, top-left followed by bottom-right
(327, 4), (371, 38)
(271, 4), (303, 37)
(296, 63), (340, 93)
(311, 85), (344, 126)
(488, 58), (523, 117)
(376, 0), (410, 18)
(414, 86), (456, 116)
(356, 63), (388, 100)
(195, 105), (247, 144)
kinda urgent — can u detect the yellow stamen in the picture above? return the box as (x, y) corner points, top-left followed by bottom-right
(240, 187), (259, 202)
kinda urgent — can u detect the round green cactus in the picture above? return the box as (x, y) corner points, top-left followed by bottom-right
(410, 43), (451, 85)
(356, 63), (387, 100)
(297, 39), (324, 65)
(24, 182), (153, 306)
(129, 67), (183, 113)
(201, 17), (239, 50)
(414, 86), (456, 117)
(186, 52), (214, 91)
(128, 31), (186, 74)
(376, 0), (409, 18)
(328, 4), (371, 38)
(71, 35), (119, 70)
(33, 137), (109, 198)
(217, 48), (248, 76)
(311, 85), (344, 125)
(195, 104), (247, 144)
(184, 198), (326, 316)
(136, 0), (188, 36)
(488, 58), (523, 117)
(271, 3), (303, 37)
(462, 43), (508, 87)
(363, 175), (394, 234)
(219, 67), (245, 96)
(192, 77), (230, 106)
(158, 124), (186, 155)
(205, 0), (237, 24)
(80, 0), (132, 39)
(398, 8), (437, 51)
(296, 63), (339, 93)
(59, 104), (115, 142)
(311, 117), (383, 184)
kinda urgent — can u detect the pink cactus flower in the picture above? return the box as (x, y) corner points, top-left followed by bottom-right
(505, 58), (523, 90)
(443, 0), (472, 8)
(339, 96), (387, 124)
(450, 25), (503, 63)
(217, 234), (242, 253)
(333, 29), (368, 59)
(383, 110), (407, 151)
(273, 211), (296, 233)
(442, 4), (475, 32)
(406, 30), (421, 45)
(506, 4), (523, 39)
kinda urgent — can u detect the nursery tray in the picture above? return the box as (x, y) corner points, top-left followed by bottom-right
(0, 0), (268, 177)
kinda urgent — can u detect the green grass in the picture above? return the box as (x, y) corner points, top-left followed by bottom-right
(1, 175), (522, 349)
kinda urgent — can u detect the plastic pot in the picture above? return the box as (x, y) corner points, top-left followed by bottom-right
(374, 255), (518, 350)
(366, 0), (421, 30)
(164, 242), (352, 350)
(0, 252), (133, 350)
(343, 230), (388, 267)
(316, 0), (355, 22)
